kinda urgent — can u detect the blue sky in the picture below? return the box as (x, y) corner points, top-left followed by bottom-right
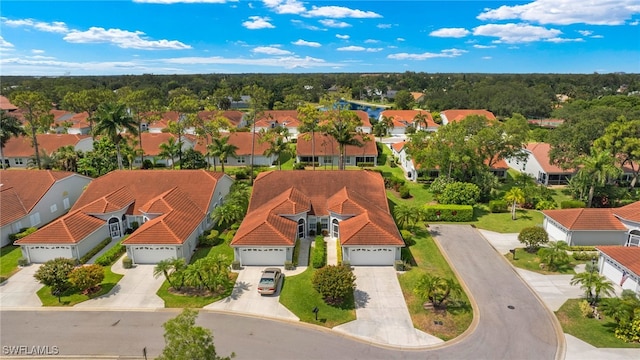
(1, 0), (639, 75)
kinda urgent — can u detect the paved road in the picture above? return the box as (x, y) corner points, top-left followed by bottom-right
(0, 225), (562, 360)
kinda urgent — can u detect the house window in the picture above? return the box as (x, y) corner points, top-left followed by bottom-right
(332, 219), (339, 238)
(321, 218), (328, 230)
(108, 217), (121, 238)
(297, 219), (305, 239)
(63, 198), (70, 210)
(50, 204), (58, 213)
(15, 158), (24, 165)
(30, 212), (41, 226)
(324, 156), (332, 164)
(237, 156), (246, 164)
(345, 157), (351, 164)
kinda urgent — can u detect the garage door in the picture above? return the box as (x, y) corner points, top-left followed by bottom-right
(238, 248), (286, 266)
(130, 246), (177, 264)
(347, 247), (396, 266)
(545, 221), (567, 241)
(27, 245), (74, 263)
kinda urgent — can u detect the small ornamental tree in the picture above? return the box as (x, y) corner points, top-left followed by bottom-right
(537, 241), (570, 271)
(414, 274), (463, 308)
(33, 258), (76, 302)
(518, 226), (549, 252)
(438, 182), (480, 205)
(312, 265), (356, 306)
(68, 264), (104, 293)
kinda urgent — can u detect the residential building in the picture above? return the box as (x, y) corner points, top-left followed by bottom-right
(379, 110), (438, 136)
(440, 109), (496, 125)
(596, 246), (640, 295)
(2, 134), (93, 168)
(296, 133), (377, 167)
(505, 142), (575, 185)
(193, 132), (277, 167)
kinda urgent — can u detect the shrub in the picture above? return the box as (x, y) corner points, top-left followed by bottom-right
(389, 160), (397, 168)
(312, 265), (356, 305)
(234, 168), (248, 180)
(357, 162), (375, 168)
(489, 200), (508, 213)
(18, 257), (29, 267)
(9, 227), (37, 241)
(341, 261), (351, 269)
(568, 246), (597, 252)
(198, 230), (221, 247)
(284, 261), (295, 270)
(311, 235), (327, 269)
(400, 229), (412, 241)
(394, 260), (405, 271)
(572, 251), (598, 261)
(95, 239), (126, 266)
(231, 260), (241, 270)
(293, 163), (306, 170)
(292, 239), (301, 266)
(439, 182), (480, 205)
(122, 256), (133, 269)
(423, 205), (474, 222)
(429, 176), (454, 197)
(579, 300), (594, 318)
(79, 237), (112, 264)
(69, 264), (104, 292)
(561, 200), (586, 209)
(535, 200), (557, 210)
(398, 185), (411, 199)
(518, 227), (549, 252)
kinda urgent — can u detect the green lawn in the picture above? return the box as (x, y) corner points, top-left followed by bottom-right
(471, 206), (545, 233)
(37, 266), (124, 306)
(505, 248), (577, 274)
(555, 299), (640, 348)
(279, 267), (356, 328)
(0, 245), (22, 283)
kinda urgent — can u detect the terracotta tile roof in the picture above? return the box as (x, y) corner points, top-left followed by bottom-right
(596, 246), (640, 276)
(525, 142), (573, 174)
(612, 201), (640, 223)
(296, 133), (377, 157)
(82, 187), (136, 214)
(411, 92), (424, 101)
(391, 141), (406, 153)
(233, 170), (403, 247)
(135, 133), (179, 156)
(3, 134), (90, 157)
(192, 132), (272, 156)
(147, 111), (180, 130)
(197, 110), (244, 127)
(254, 110), (300, 128)
(380, 110), (437, 128)
(16, 210), (105, 244)
(0, 95), (18, 111)
(488, 158), (509, 169)
(0, 170), (77, 225)
(352, 110), (372, 128)
(441, 109), (496, 123)
(542, 208), (628, 231)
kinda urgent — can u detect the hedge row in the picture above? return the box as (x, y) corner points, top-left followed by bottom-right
(79, 237), (112, 264)
(489, 200), (508, 213)
(423, 205), (474, 222)
(95, 238), (127, 266)
(8, 227), (37, 241)
(311, 235), (327, 269)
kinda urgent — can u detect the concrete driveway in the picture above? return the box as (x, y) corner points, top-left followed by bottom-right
(205, 266), (299, 321)
(333, 267), (444, 347)
(74, 261), (164, 309)
(0, 264), (42, 308)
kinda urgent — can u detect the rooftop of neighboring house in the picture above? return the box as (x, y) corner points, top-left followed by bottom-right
(524, 142), (573, 174)
(135, 132), (181, 156)
(596, 246), (640, 275)
(411, 92), (425, 101)
(0, 95), (18, 111)
(52, 110), (90, 130)
(232, 170), (404, 247)
(3, 134), (90, 158)
(147, 110), (243, 130)
(296, 133), (377, 157)
(391, 141), (407, 153)
(17, 170), (225, 245)
(254, 110), (300, 129)
(527, 118), (565, 128)
(192, 132), (272, 157)
(440, 109), (497, 123)
(0, 170), (82, 226)
(379, 110), (437, 128)
(542, 201), (640, 231)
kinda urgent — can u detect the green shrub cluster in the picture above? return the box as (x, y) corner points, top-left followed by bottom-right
(489, 200), (508, 213)
(439, 182), (480, 205)
(79, 238), (112, 264)
(293, 163), (306, 170)
(398, 184), (411, 198)
(394, 260), (405, 271)
(572, 251), (598, 261)
(561, 200), (586, 209)
(234, 168), (249, 180)
(384, 176), (406, 191)
(568, 246), (597, 252)
(292, 239), (301, 266)
(198, 230), (221, 247)
(18, 257), (29, 267)
(95, 238), (126, 266)
(357, 162), (375, 168)
(9, 227), (37, 241)
(122, 256), (133, 269)
(311, 235), (327, 269)
(423, 205), (473, 222)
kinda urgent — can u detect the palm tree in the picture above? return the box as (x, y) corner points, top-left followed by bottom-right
(158, 137), (181, 168)
(414, 274), (462, 308)
(600, 291), (640, 324)
(298, 105), (321, 170)
(153, 259), (177, 289)
(207, 135), (238, 173)
(393, 204), (422, 229)
(93, 102), (139, 170)
(570, 262), (599, 301)
(321, 110), (363, 170)
(578, 148), (622, 207)
(413, 112), (429, 131)
(0, 110), (25, 169)
(591, 274), (615, 303)
(51, 145), (81, 172)
(537, 241), (570, 271)
(263, 134), (290, 170)
(504, 187), (526, 220)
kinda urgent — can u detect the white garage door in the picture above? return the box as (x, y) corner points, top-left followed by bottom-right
(27, 245), (74, 263)
(238, 248), (286, 266)
(347, 247), (396, 266)
(545, 221), (567, 241)
(131, 246), (177, 264)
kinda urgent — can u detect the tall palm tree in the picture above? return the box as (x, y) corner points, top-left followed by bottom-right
(158, 137), (181, 168)
(504, 187), (526, 220)
(298, 104), (321, 170)
(578, 148), (622, 208)
(0, 110), (25, 169)
(413, 112), (429, 131)
(321, 110), (363, 170)
(261, 131), (290, 170)
(379, 114), (394, 136)
(207, 135), (238, 173)
(51, 145), (81, 172)
(93, 102), (139, 170)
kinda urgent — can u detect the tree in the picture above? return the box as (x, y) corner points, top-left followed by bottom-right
(518, 226), (549, 252)
(0, 110), (25, 169)
(181, 148), (207, 169)
(158, 137), (181, 168)
(297, 104), (321, 170)
(93, 101), (139, 170)
(260, 130), (290, 170)
(153, 258), (187, 291)
(184, 255), (232, 292)
(157, 309), (234, 360)
(211, 202), (245, 228)
(119, 88), (162, 165)
(33, 257), (76, 302)
(570, 261), (599, 301)
(168, 89), (201, 169)
(537, 241), (570, 271)
(600, 291), (640, 324)
(193, 111), (232, 169)
(577, 148), (622, 208)
(312, 265), (356, 306)
(68, 264), (104, 293)
(243, 85), (271, 184)
(504, 187), (526, 220)
(207, 135), (238, 173)
(594, 118), (640, 188)
(393, 204), (422, 229)
(51, 145), (82, 172)
(320, 109), (363, 170)
(414, 274), (463, 308)
(77, 136), (118, 177)
(591, 274), (615, 303)
(62, 89), (116, 139)
(438, 182), (480, 205)
(9, 91), (54, 169)
(412, 112), (429, 131)
(394, 90), (414, 110)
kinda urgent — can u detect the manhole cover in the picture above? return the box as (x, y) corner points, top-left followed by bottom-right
(507, 305), (515, 310)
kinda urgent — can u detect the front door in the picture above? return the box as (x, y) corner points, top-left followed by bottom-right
(108, 217), (121, 238)
(297, 219), (305, 239)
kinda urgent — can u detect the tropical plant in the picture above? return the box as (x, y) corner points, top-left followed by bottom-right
(393, 204), (423, 229)
(600, 291), (640, 324)
(153, 258), (187, 291)
(518, 226), (549, 252)
(62, 89), (116, 139)
(243, 85), (271, 184)
(537, 241), (570, 271)
(591, 273), (616, 303)
(414, 274), (463, 308)
(9, 91), (54, 169)
(570, 261), (599, 301)
(51, 145), (82, 172)
(504, 187), (526, 220)
(319, 108), (363, 170)
(158, 137), (181, 168)
(413, 112), (429, 131)
(577, 148), (623, 207)
(259, 130), (290, 170)
(438, 182), (480, 205)
(181, 148), (207, 169)
(93, 101), (139, 170)
(0, 110), (25, 169)
(207, 135), (238, 173)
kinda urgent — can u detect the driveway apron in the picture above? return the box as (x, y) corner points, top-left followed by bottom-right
(0, 264), (42, 308)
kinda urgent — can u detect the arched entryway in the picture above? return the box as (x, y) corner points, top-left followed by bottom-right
(297, 219), (305, 239)
(626, 229), (640, 247)
(332, 219), (339, 238)
(108, 217), (121, 238)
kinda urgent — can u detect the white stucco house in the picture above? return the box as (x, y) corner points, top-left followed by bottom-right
(596, 246), (640, 295)
(506, 142), (576, 185)
(231, 170), (404, 266)
(379, 110), (438, 136)
(193, 132), (278, 167)
(0, 170), (92, 247)
(2, 134), (94, 169)
(16, 170), (233, 264)
(296, 133), (377, 167)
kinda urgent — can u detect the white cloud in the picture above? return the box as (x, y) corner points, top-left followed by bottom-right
(337, 46), (382, 52)
(252, 46), (292, 55)
(0, 36), (14, 50)
(133, 0), (234, 3)
(242, 16), (275, 29)
(578, 30), (593, 36)
(377, 24), (392, 29)
(473, 44), (496, 49)
(473, 23), (562, 43)
(482, 56), (492, 60)
(336, 34), (350, 39)
(477, 0), (640, 25)
(162, 55), (337, 69)
(64, 27), (191, 50)
(292, 39), (321, 47)
(592, 34), (604, 38)
(396, 37), (405, 42)
(546, 37), (585, 43)
(388, 48), (466, 60)
(262, 0), (306, 15)
(631, 20), (640, 25)
(2, 18), (69, 33)
(31, 49), (45, 54)
(305, 6), (382, 19)
(364, 39), (379, 44)
(430, 28), (470, 38)
(319, 19), (351, 28)
(290, 19), (323, 31)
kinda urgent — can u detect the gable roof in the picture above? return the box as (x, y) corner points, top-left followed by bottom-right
(136, 132), (180, 156)
(192, 132), (272, 157)
(391, 141), (406, 153)
(232, 171), (403, 247)
(0, 170), (79, 226)
(597, 246), (640, 276)
(254, 110), (300, 129)
(441, 109), (496, 123)
(524, 142), (573, 174)
(380, 110), (437, 128)
(3, 134), (90, 157)
(52, 110), (90, 130)
(0, 95), (18, 111)
(542, 208), (628, 231)
(296, 133), (377, 157)
(612, 201), (640, 223)
(411, 92), (425, 101)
